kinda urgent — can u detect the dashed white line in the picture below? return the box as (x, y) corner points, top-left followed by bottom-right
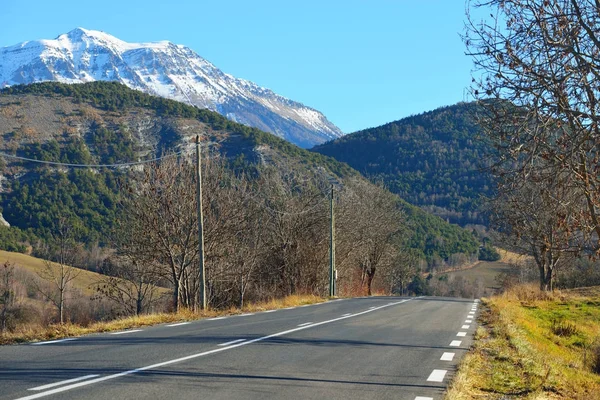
(450, 340), (462, 347)
(166, 322), (190, 327)
(427, 369), (447, 382)
(28, 375), (100, 391)
(457, 332), (467, 337)
(440, 352), (455, 361)
(297, 322), (312, 327)
(469, 311), (475, 315)
(217, 339), (246, 347)
(465, 319), (473, 323)
(110, 329), (143, 335)
(14, 299), (413, 400)
(462, 325), (470, 329)
(31, 338), (76, 346)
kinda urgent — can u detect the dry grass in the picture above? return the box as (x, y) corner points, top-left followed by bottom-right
(0, 294), (327, 345)
(0, 250), (103, 296)
(445, 285), (600, 400)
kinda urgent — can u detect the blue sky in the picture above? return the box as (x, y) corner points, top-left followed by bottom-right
(1, 1), (476, 133)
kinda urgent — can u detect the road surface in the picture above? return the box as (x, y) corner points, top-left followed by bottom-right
(0, 296), (479, 400)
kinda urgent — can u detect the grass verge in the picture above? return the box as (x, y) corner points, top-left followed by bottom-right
(0, 294), (327, 345)
(446, 284), (600, 399)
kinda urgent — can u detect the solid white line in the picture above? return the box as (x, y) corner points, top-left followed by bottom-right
(166, 322), (190, 327)
(342, 313), (352, 317)
(368, 306), (377, 310)
(15, 299), (413, 400)
(427, 369), (447, 382)
(237, 313), (255, 317)
(110, 329), (143, 335)
(450, 340), (462, 347)
(283, 307), (295, 310)
(415, 397), (434, 400)
(462, 325), (470, 329)
(440, 352), (455, 361)
(208, 317), (227, 321)
(28, 375), (100, 391)
(217, 339), (246, 347)
(457, 332), (467, 337)
(31, 338), (76, 346)
(297, 322), (312, 327)
(264, 310), (277, 313)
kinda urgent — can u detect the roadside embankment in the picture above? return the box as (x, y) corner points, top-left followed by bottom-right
(446, 284), (600, 399)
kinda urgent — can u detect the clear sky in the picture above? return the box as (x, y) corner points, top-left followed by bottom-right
(0, 1), (476, 134)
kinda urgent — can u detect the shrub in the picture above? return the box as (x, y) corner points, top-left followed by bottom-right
(551, 319), (579, 337)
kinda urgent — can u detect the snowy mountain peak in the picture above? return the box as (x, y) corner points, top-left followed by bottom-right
(0, 28), (343, 148)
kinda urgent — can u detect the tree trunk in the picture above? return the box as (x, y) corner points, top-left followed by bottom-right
(366, 267), (376, 296)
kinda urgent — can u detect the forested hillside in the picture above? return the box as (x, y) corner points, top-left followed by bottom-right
(313, 102), (493, 226)
(0, 82), (478, 265)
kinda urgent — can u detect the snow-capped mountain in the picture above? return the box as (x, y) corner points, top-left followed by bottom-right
(0, 28), (343, 148)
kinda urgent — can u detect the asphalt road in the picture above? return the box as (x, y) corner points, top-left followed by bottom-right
(0, 296), (479, 400)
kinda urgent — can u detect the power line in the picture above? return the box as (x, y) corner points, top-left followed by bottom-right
(0, 150), (189, 169)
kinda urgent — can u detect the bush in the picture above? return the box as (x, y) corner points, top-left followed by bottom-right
(479, 245), (501, 261)
(551, 319), (579, 337)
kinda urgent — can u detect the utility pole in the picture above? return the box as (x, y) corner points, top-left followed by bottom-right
(195, 135), (206, 310)
(329, 184), (335, 297)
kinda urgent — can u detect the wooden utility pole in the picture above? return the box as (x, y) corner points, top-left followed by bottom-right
(329, 185), (335, 297)
(195, 135), (206, 310)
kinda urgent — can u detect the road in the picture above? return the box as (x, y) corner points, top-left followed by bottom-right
(0, 296), (479, 400)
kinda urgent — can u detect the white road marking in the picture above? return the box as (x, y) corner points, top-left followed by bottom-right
(14, 299), (413, 400)
(369, 306), (377, 309)
(457, 332), (467, 337)
(440, 352), (455, 361)
(342, 313), (352, 317)
(469, 311), (475, 315)
(415, 397), (434, 400)
(110, 329), (143, 335)
(237, 313), (255, 317)
(28, 375), (100, 391)
(264, 310), (277, 313)
(475, 299), (480, 302)
(297, 322), (312, 327)
(450, 340), (462, 347)
(427, 369), (447, 382)
(208, 317), (227, 321)
(31, 338), (76, 346)
(217, 339), (246, 347)
(465, 319), (473, 323)
(283, 307), (295, 310)
(462, 325), (470, 329)
(166, 322), (190, 327)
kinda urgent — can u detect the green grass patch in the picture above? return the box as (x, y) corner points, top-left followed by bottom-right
(446, 284), (600, 399)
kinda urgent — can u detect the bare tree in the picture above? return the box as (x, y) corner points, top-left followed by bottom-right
(491, 171), (581, 290)
(118, 155), (198, 311)
(465, 0), (600, 252)
(337, 179), (406, 296)
(0, 261), (15, 333)
(96, 256), (163, 316)
(35, 218), (82, 324)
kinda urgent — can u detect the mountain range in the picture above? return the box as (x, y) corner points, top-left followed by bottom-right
(0, 28), (342, 148)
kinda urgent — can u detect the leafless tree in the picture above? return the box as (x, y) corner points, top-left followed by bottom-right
(465, 0), (600, 252)
(337, 179), (406, 295)
(35, 218), (82, 324)
(118, 154), (201, 311)
(0, 261), (15, 332)
(96, 256), (163, 316)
